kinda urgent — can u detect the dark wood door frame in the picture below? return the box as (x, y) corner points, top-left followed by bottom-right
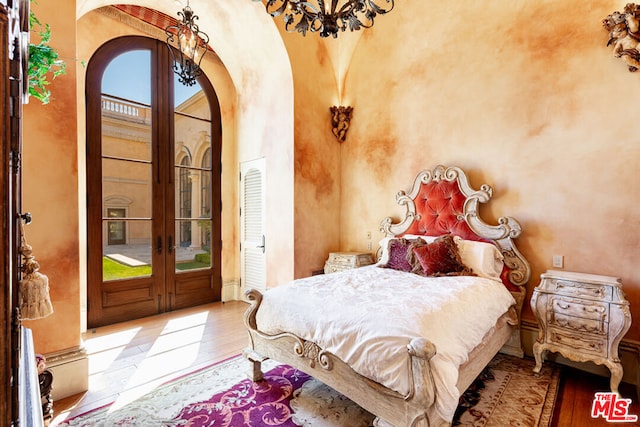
(86, 36), (222, 329)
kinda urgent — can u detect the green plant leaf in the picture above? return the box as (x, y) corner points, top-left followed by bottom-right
(28, 5), (66, 104)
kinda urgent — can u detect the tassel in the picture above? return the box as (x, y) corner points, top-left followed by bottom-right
(18, 218), (54, 320)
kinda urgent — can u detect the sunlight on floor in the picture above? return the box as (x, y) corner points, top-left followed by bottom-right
(48, 302), (248, 426)
(110, 342), (205, 411)
(84, 327), (142, 354)
(87, 311), (209, 412)
(160, 311), (209, 333)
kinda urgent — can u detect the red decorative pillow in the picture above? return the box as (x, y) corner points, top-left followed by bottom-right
(380, 238), (426, 272)
(410, 235), (473, 276)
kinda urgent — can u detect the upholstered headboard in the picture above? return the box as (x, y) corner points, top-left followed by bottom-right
(379, 165), (531, 294)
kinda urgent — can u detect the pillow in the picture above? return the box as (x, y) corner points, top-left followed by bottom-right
(377, 235), (437, 265)
(409, 235), (473, 277)
(378, 238), (427, 272)
(453, 236), (504, 280)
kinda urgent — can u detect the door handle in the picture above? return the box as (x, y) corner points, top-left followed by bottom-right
(168, 235), (173, 254)
(257, 235), (265, 254)
(157, 236), (162, 254)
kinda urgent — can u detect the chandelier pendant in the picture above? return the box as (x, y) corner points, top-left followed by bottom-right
(165, 1), (209, 86)
(257, 0), (395, 38)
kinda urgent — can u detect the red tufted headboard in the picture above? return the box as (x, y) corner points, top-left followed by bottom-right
(403, 180), (485, 242)
(379, 165), (530, 293)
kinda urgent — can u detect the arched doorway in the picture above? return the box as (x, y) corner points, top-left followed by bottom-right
(85, 35), (222, 328)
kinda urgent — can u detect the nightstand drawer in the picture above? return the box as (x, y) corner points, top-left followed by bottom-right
(325, 263), (348, 274)
(548, 327), (608, 357)
(552, 279), (612, 301)
(550, 296), (608, 322)
(549, 312), (606, 335)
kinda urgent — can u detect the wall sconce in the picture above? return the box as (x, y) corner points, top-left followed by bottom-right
(330, 106), (353, 143)
(603, 3), (640, 72)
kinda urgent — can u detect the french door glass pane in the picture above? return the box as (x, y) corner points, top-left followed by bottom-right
(101, 49), (153, 281)
(103, 220), (152, 281)
(101, 158), (152, 218)
(174, 78), (212, 273)
(174, 73), (211, 121)
(174, 220), (211, 271)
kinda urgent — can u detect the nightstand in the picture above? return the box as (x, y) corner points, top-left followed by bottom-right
(530, 270), (632, 393)
(324, 252), (373, 274)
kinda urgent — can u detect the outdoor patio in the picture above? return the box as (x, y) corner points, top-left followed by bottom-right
(103, 244), (207, 266)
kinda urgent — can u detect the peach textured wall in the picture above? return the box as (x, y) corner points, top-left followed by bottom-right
(285, 35), (344, 277)
(21, 0), (80, 354)
(332, 1), (639, 340)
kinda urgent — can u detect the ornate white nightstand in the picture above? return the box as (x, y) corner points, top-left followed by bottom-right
(324, 252), (373, 274)
(530, 270), (632, 393)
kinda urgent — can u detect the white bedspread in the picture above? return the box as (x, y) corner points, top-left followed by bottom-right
(254, 265), (515, 422)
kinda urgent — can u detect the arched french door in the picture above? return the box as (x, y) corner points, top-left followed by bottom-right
(86, 36), (222, 328)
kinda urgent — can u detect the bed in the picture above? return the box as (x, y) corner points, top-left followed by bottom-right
(243, 165), (531, 427)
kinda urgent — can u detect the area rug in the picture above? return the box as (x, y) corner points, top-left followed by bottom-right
(453, 354), (561, 426)
(57, 353), (561, 427)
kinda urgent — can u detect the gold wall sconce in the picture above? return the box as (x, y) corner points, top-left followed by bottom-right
(330, 105), (353, 143)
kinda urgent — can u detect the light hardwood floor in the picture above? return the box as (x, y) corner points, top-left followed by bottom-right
(49, 300), (639, 426)
(50, 301), (250, 425)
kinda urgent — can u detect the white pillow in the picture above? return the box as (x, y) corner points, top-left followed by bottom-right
(453, 236), (504, 280)
(376, 234), (438, 265)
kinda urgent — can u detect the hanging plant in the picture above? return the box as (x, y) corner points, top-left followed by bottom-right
(28, 4), (66, 104)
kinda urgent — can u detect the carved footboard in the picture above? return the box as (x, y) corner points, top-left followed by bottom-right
(243, 288), (449, 427)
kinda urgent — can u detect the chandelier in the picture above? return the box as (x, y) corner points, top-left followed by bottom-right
(256, 0), (395, 38)
(165, 1), (209, 86)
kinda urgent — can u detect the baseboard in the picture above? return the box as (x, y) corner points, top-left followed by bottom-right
(520, 319), (639, 388)
(222, 279), (240, 302)
(44, 346), (89, 400)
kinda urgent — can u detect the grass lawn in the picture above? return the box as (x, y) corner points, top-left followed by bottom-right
(103, 257), (210, 280)
(103, 257), (151, 281)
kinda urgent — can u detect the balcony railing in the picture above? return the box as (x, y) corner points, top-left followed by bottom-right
(101, 95), (151, 125)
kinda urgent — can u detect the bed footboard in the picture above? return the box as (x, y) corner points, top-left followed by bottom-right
(243, 288), (448, 427)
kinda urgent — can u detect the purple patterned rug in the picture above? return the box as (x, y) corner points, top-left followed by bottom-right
(171, 365), (313, 426)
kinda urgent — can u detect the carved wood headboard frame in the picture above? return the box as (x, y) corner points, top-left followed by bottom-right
(379, 165), (531, 294)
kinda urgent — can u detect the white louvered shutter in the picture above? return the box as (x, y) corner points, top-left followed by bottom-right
(241, 161), (266, 293)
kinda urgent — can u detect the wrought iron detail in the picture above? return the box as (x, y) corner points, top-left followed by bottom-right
(257, 0), (395, 38)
